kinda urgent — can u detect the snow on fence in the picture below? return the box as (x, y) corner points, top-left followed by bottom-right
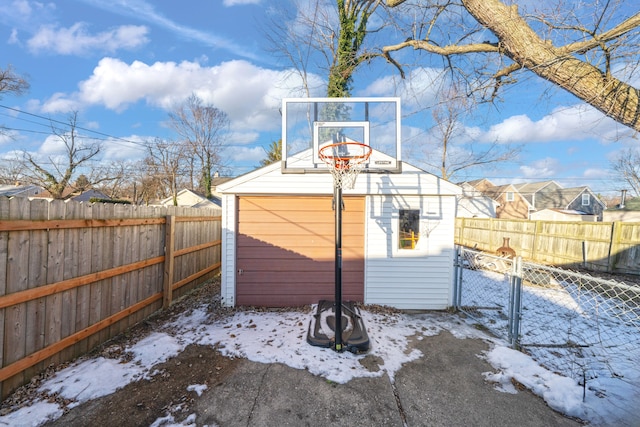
(454, 246), (640, 409)
(455, 217), (640, 274)
(0, 197), (222, 399)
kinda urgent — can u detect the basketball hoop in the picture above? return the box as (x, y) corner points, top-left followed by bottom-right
(318, 142), (372, 190)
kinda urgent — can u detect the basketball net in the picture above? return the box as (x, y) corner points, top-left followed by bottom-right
(318, 142), (372, 190)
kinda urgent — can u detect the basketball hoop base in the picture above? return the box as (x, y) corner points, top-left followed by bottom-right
(306, 300), (370, 353)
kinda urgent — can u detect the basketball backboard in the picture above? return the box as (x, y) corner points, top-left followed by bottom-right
(281, 97), (401, 174)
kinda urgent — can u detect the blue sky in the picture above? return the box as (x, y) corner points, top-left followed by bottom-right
(0, 0), (637, 197)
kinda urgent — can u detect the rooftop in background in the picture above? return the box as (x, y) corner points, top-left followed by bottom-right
(0, 184), (42, 198)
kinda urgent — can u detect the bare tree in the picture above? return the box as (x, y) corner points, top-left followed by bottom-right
(417, 85), (521, 181)
(1, 64), (29, 136)
(168, 94), (229, 198)
(0, 64), (28, 98)
(0, 152), (26, 184)
(383, 0), (640, 132)
(611, 147), (640, 196)
(143, 138), (187, 206)
(22, 111), (102, 199)
(92, 160), (140, 200)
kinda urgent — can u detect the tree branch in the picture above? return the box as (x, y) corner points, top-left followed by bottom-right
(383, 38), (499, 57)
(559, 13), (640, 56)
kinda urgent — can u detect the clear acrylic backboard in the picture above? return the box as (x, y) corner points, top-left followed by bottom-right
(281, 97), (401, 174)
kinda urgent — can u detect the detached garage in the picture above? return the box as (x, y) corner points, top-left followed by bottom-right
(217, 160), (461, 310)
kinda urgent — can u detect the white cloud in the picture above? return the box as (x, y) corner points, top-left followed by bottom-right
(223, 0), (261, 5)
(582, 168), (609, 179)
(42, 58), (324, 133)
(0, 129), (19, 146)
(8, 28), (19, 44)
(227, 131), (260, 145)
(519, 157), (560, 178)
(480, 104), (632, 144)
(26, 23), (149, 55)
(100, 136), (148, 161)
(0, 0), (52, 24)
(75, 0), (260, 61)
(38, 134), (67, 156)
(38, 93), (82, 114)
(227, 145), (266, 163)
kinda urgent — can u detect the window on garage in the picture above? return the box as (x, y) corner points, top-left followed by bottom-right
(399, 209), (420, 249)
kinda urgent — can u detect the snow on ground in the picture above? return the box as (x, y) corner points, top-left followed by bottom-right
(461, 267), (640, 427)
(1, 284), (639, 426)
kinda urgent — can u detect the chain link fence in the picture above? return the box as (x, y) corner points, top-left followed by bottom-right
(453, 246), (640, 394)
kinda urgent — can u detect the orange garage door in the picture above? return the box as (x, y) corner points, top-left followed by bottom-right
(236, 196), (365, 306)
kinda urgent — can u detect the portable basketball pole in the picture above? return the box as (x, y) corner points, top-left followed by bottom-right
(333, 184), (344, 351)
(314, 140), (371, 353)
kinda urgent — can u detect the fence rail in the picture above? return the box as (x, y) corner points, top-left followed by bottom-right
(0, 198), (222, 399)
(455, 217), (640, 274)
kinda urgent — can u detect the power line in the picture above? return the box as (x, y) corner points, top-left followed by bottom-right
(0, 103), (150, 150)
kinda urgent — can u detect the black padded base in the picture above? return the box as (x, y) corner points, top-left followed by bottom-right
(306, 300), (370, 353)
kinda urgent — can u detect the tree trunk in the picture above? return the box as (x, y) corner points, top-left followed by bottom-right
(463, 0), (640, 131)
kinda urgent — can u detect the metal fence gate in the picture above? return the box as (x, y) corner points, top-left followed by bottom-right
(453, 246), (640, 399)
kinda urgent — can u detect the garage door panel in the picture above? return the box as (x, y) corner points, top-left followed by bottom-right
(239, 211), (364, 225)
(239, 222), (363, 236)
(236, 270), (364, 284)
(236, 233), (333, 249)
(237, 245), (335, 260)
(237, 284), (363, 306)
(236, 195), (365, 307)
(239, 223), (337, 237)
(240, 196), (363, 212)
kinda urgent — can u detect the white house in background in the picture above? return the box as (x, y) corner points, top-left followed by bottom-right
(158, 189), (220, 208)
(216, 156), (462, 310)
(530, 208), (597, 222)
(455, 181), (499, 218)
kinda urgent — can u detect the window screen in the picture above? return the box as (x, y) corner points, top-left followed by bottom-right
(399, 209), (420, 249)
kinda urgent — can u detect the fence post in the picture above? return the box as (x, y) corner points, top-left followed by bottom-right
(508, 256), (523, 349)
(452, 246), (462, 309)
(607, 221), (620, 273)
(163, 215), (176, 308)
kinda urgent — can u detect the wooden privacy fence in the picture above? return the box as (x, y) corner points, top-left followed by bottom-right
(0, 197), (222, 399)
(455, 217), (640, 274)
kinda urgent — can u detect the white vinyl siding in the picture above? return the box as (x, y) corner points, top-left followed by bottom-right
(220, 194), (237, 306)
(365, 195), (456, 309)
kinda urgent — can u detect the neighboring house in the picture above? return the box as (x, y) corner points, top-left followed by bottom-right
(159, 189), (220, 208)
(217, 153), (461, 310)
(0, 184), (42, 198)
(211, 176), (233, 199)
(480, 183), (532, 219)
(514, 181), (605, 221)
(603, 196), (640, 222)
(468, 179), (606, 221)
(31, 187), (111, 202)
(465, 178), (495, 193)
(70, 189), (111, 202)
(455, 181), (499, 218)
